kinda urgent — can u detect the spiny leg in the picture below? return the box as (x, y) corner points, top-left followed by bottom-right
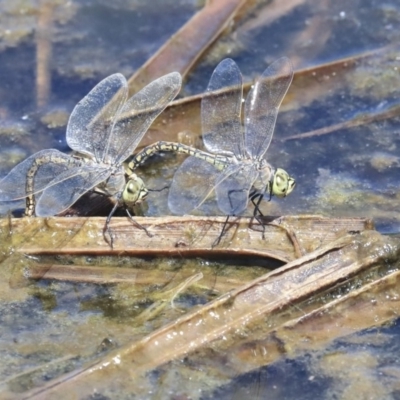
(103, 202), (153, 249)
(213, 186), (248, 246)
(104, 201), (119, 249)
(250, 181), (274, 240)
(125, 208), (153, 238)
(249, 192), (266, 239)
(226, 187), (248, 215)
(212, 187), (247, 247)
(250, 181), (273, 219)
(250, 190), (264, 217)
(212, 215), (230, 248)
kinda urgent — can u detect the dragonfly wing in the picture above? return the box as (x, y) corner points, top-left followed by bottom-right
(66, 73), (128, 161)
(168, 156), (220, 215)
(36, 165), (111, 216)
(0, 149), (79, 201)
(244, 57), (293, 159)
(108, 72), (182, 165)
(215, 163), (258, 215)
(202, 58), (245, 158)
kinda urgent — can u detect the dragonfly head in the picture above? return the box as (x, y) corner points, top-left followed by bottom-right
(271, 168), (295, 198)
(122, 174), (148, 206)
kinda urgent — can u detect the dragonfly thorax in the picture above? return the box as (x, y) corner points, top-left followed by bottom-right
(252, 159), (273, 192)
(95, 167), (125, 197)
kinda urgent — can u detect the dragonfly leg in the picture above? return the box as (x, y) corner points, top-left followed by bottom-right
(213, 187), (247, 246)
(250, 192), (266, 239)
(227, 188), (247, 215)
(102, 192), (153, 247)
(104, 201), (119, 249)
(125, 208), (153, 238)
(250, 191), (264, 217)
(212, 215), (230, 248)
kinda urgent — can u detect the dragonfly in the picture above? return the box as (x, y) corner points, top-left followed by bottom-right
(0, 71), (182, 247)
(129, 57), (295, 244)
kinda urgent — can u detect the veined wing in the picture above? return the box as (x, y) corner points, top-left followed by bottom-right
(215, 163), (258, 215)
(36, 165), (111, 216)
(66, 73), (128, 162)
(168, 156), (220, 215)
(244, 57), (293, 159)
(0, 149), (79, 201)
(202, 58), (245, 158)
(107, 72), (182, 166)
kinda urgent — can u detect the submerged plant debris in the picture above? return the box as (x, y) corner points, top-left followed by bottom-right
(1, 223), (400, 399)
(1, 0), (400, 398)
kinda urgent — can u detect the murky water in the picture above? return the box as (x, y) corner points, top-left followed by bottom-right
(1, 0), (400, 398)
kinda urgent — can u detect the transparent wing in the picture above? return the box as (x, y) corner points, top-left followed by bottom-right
(108, 72), (182, 165)
(215, 163), (258, 215)
(202, 58), (245, 158)
(168, 156), (220, 215)
(66, 73), (128, 162)
(244, 57), (293, 159)
(0, 149), (79, 201)
(36, 165), (111, 216)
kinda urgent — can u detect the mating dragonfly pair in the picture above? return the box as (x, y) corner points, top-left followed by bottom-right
(0, 57), (295, 247)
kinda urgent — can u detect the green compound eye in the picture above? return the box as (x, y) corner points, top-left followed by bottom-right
(272, 168), (296, 198)
(123, 175), (148, 206)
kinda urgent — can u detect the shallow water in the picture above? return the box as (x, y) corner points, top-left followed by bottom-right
(1, 0), (400, 398)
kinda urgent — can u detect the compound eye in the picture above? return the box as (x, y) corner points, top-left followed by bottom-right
(123, 181), (140, 204)
(272, 168), (292, 197)
(286, 177), (296, 195)
(127, 182), (136, 194)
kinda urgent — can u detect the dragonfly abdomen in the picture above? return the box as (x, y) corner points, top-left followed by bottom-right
(25, 152), (81, 217)
(129, 140), (231, 172)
